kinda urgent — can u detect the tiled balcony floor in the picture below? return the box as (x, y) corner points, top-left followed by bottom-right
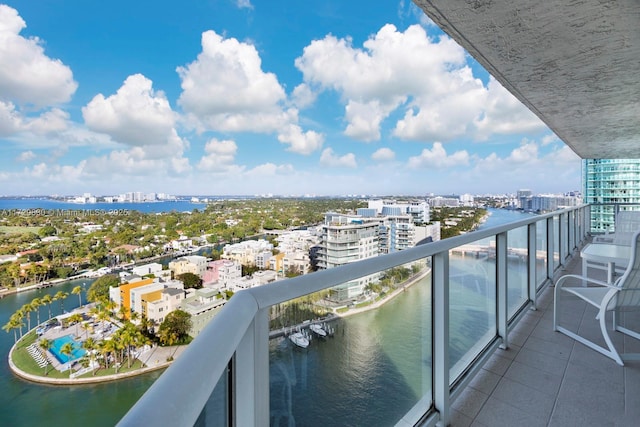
(451, 250), (640, 427)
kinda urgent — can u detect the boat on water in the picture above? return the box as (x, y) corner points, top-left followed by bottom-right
(289, 332), (310, 348)
(309, 323), (327, 337)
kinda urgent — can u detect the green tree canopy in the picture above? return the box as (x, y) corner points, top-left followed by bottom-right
(87, 274), (120, 304)
(176, 272), (202, 289)
(158, 309), (192, 345)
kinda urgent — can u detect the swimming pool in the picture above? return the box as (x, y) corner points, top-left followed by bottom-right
(49, 335), (86, 364)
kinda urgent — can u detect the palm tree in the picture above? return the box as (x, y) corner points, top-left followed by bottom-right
(54, 291), (69, 313)
(13, 309), (26, 338)
(82, 337), (98, 375)
(68, 313), (84, 337)
(41, 294), (53, 320)
(21, 302), (33, 332)
(2, 317), (20, 343)
(72, 285), (83, 308)
(38, 338), (51, 375)
(60, 342), (74, 377)
(31, 297), (42, 326)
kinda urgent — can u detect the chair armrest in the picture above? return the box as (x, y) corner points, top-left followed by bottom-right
(555, 274), (618, 289)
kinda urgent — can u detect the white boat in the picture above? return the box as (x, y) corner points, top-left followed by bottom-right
(309, 323), (327, 337)
(289, 332), (309, 348)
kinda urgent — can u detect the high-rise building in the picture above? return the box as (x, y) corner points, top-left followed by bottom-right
(583, 159), (640, 232)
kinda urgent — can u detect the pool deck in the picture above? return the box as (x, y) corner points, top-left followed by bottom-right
(9, 306), (186, 385)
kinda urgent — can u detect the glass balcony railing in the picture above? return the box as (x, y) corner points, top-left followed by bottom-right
(118, 205), (591, 427)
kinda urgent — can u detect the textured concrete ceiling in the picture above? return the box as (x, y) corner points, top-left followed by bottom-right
(413, 0), (640, 159)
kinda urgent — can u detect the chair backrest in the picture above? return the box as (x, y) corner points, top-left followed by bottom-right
(616, 230), (640, 309)
(612, 211), (640, 246)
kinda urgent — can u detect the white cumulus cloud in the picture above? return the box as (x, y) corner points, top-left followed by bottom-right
(407, 142), (469, 169)
(278, 124), (324, 155)
(320, 147), (357, 168)
(371, 147), (395, 162)
(0, 5), (77, 107)
(178, 30), (286, 132)
(83, 74), (176, 147)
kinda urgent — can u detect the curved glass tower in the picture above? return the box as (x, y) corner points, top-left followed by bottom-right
(583, 159), (640, 233)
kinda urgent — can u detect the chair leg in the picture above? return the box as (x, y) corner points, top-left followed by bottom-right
(598, 308), (624, 366)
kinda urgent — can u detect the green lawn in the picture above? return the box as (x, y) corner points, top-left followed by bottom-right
(11, 330), (155, 380)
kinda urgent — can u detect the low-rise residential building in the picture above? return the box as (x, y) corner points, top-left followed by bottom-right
(169, 255), (207, 278)
(282, 250), (311, 275)
(222, 239), (273, 266)
(202, 259), (242, 289)
(112, 278), (156, 319)
(180, 288), (227, 336)
(255, 251), (272, 269)
(132, 262), (163, 277)
(268, 252), (286, 274)
(130, 279), (184, 317)
(143, 287), (186, 325)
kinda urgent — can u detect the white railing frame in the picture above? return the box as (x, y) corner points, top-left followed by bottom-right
(118, 205), (591, 427)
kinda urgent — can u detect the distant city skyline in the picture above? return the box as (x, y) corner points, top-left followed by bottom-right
(0, 1), (581, 196)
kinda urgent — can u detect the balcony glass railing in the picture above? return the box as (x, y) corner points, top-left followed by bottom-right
(119, 205), (590, 427)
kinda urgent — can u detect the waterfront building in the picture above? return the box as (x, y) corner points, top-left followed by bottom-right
(143, 287), (186, 325)
(130, 279), (184, 318)
(169, 255), (208, 278)
(317, 213), (382, 300)
(114, 278), (156, 319)
(132, 262), (164, 277)
(583, 159), (640, 232)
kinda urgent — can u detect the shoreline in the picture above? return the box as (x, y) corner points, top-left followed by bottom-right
(7, 306), (186, 386)
(334, 267), (431, 319)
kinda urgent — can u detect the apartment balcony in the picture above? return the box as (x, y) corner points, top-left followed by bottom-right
(118, 205), (640, 426)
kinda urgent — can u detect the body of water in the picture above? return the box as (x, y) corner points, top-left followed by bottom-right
(268, 208), (536, 426)
(0, 208), (534, 426)
(0, 198), (208, 214)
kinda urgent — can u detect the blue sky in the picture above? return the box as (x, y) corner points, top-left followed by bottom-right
(0, 0), (581, 197)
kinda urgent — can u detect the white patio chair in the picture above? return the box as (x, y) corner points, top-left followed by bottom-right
(554, 230), (640, 366)
(593, 210), (640, 245)
(587, 211), (640, 278)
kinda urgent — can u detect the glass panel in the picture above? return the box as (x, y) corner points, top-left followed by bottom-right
(536, 220), (548, 289)
(194, 366), (228, 427)
(449, 237), (497, 384)
(507, 227), (528, 319)
(269, 259), (433, 426)
(553, 216), (560, 271)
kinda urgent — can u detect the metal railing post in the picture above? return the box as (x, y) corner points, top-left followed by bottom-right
(547, 217), (555, 280)
(528, 223), (537, 308)
(559, 212), (568, 267)
(496, 232), (508, 349)
(433, 251), (450, 427)
(234, 308), (270, 426)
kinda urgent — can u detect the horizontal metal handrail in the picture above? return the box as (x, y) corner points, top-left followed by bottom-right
(119, 205), (589, 426)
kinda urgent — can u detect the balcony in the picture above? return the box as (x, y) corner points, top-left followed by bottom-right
(118, 205), (640, 426)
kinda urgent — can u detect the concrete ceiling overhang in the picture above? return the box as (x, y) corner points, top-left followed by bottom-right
(413, 0), (640, 159)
